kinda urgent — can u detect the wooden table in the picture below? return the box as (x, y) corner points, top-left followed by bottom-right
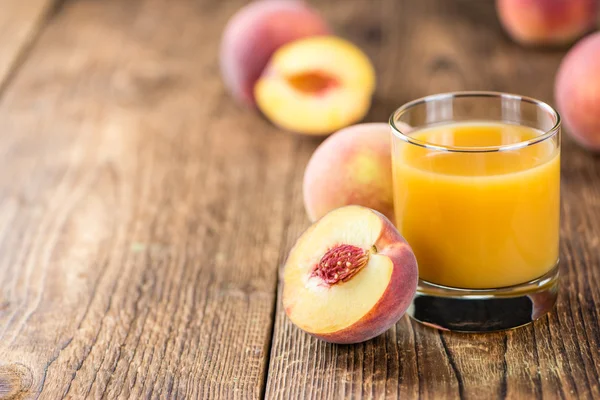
(0, 0), (599, 399)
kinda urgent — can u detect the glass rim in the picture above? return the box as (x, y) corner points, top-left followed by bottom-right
(389, 91), (561, 153)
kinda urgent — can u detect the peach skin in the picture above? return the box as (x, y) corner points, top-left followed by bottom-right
(555, 32), (600, 151)
(496, 0), (598, 46)
(303, 123), (393, 222)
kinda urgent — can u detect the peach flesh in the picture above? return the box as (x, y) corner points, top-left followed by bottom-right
(253, 36), (376, 135)
(283, 206), (418, 344)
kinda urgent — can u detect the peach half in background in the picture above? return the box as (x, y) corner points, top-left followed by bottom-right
(303, 123), (394, 222)
(555, 32), (600, 151)
(496, 0), (598, 46)
(283, 206), (418, 344)
(254, 36), (376, 135)
(220, 0), (329, 106)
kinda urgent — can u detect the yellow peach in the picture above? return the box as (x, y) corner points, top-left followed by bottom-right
(555, 32), (600, 151)
(219, 0), (329, 106)
(303, 123), (393, 222)
(496, 0), (598, 46)
(283, 206), (418, 344)
(254, 36), (376, 135)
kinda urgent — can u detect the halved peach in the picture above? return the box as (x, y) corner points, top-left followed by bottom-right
(219, 0), (329, 106)
(283, 206), (418, 344)
(254, 36), (376, 135)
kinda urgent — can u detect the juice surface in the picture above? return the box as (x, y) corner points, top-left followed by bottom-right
(393, 121), (560, 289)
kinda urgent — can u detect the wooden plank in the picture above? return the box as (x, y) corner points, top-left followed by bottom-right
(0, 0), (296, 398)
(266, 0), (600, 399)
(0, 0), (57, 91)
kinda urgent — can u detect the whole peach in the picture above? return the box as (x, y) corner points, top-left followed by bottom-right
(496, 0), (598, 46)
(555, 32), (600, 151)
(303, 123), (393, 222)
(220, 0), (329, 106)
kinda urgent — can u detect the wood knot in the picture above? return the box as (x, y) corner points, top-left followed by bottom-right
(364, 26), (383, 44)
(111, 65), (179, 105)
(429, 56), (454, 72)
(0, 363), (33, 399)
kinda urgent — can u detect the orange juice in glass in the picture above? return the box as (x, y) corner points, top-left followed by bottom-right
(390, 92), (561, 332)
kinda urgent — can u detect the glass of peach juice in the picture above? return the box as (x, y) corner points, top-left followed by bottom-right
(390, 92), (561, 332)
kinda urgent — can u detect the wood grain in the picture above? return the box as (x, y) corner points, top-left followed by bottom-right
(0, 0), (599, 399)
(265, 0), (600, 399)
(0, 0), (298, 398)
(0, 0), (58, 92)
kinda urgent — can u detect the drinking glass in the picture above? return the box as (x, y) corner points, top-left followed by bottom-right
(390, 91), (561, 332)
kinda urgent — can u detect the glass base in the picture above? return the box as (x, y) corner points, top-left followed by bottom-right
(407, 262), (559, 332)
